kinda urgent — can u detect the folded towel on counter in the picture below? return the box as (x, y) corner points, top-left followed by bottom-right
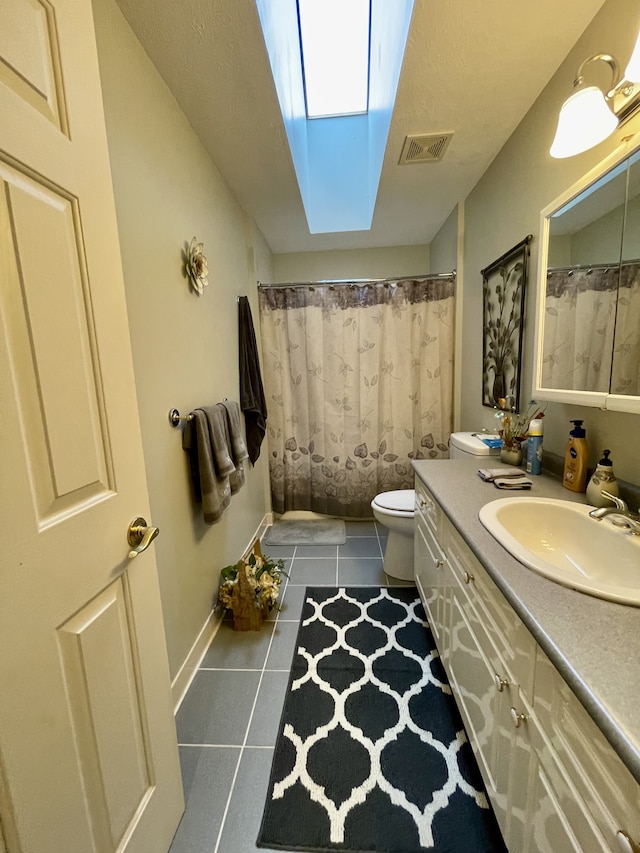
(182, 409), (231, 523)
(478, 468), (526, 481)
(493, 476), (533, 490)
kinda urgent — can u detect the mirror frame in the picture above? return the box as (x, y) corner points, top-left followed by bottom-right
(532, 134), (640, 414)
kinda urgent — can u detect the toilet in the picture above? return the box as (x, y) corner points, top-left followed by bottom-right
(449, 431), (501, 460)
(371, 432), (500, 580)
(371, 489), (416, 581)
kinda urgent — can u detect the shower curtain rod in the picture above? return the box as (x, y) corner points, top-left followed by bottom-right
(547, 258), (640, 273)
(257, 271), (455, 288)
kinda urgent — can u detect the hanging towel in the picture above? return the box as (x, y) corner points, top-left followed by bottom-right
(200, 406), (235, 479)
(219, 399), (249, 464)
(182, 409), (231, 523)
(220, 399), (249, 493)
(238, 295), (267, 464)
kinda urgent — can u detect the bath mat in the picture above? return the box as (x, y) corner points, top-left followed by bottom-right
(263, 519), (346, 546)
(257, 587), (506, 852)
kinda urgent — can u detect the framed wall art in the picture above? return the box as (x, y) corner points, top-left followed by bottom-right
(481, 234), (532, 411)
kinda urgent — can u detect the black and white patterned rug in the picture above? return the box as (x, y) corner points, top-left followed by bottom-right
(257, 587), (506, 852)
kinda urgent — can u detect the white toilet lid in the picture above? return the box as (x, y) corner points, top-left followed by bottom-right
(375, 490), (415, 513)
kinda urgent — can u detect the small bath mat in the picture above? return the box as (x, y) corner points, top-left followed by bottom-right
(264, 519), (346, 546)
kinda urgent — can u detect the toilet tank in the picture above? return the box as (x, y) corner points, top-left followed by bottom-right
(450, 432), (501, 459)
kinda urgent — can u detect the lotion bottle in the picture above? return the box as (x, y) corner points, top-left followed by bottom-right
(563, 419), (588, 492)
(526, 416), (544, 475)
(586, 449), (619, 507)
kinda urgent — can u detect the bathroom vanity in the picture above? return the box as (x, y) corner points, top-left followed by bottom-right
(412, 458), (640, 853)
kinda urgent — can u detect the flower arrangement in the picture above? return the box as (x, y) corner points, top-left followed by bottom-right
(218, 550), (287, 614)
(186, 237), (209, 295)
(494, 400), (545, 449)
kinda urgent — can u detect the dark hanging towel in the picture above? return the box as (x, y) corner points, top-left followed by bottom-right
(238, 295), (267, 464)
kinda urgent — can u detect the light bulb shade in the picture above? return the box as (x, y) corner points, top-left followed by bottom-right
(550, 86), (619, 159)
(625, 28), (640, 83)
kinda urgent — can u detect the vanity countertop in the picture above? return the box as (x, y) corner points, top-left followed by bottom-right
(412, 457), (640, 785)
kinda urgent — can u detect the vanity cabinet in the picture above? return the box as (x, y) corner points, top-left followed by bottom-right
(414, 478), (640, 853)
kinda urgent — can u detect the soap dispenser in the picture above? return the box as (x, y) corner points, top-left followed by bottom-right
(586, 449), (619, 508)
(563, 419), (588, 492)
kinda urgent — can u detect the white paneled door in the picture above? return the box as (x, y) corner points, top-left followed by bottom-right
(0, 1), (184, 851)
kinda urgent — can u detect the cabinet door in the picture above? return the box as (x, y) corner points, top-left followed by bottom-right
(447, 585), (507, 825)
(534, 648), (640, 850)
(414, 516), (445, 644)
(507, 694), (612, 853)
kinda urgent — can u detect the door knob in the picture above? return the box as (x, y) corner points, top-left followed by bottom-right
(127, 517), (159, 559)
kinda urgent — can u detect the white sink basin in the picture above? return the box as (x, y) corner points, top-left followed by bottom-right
(479, 497), (640, 606)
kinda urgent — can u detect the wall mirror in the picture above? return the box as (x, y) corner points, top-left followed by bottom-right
(533, 137), (640, 413)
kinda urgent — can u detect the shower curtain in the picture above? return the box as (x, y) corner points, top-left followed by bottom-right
(543, 264), (640, 395)
(258, 276), (455, 518)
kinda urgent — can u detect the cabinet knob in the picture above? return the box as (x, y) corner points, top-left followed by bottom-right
(494, 674), (510, 692)
(463, 570), (474, 584)
(510, 707), (527, 728)
(617, 830), (640, 853)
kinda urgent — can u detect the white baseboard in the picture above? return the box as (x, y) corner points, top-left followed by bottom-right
(170, 512), (272, 713)
(170, 606), (222, 713)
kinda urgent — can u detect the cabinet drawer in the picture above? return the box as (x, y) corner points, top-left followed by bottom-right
(534, 647), (640, 849)
(444, 521), (536, 698)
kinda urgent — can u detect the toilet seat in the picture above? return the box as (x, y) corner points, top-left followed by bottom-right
(373, 489), (415, 514)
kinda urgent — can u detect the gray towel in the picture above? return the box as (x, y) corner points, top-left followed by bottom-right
(182, 409), (231, 523)
(493, 476), (532, 490)
(200, 406), (235, 478)
(238, 296), (267, 464)
(220, 400), (249, 493)
(220, 399), (249, 463)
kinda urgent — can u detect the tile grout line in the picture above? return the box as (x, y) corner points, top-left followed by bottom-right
(212, 566), (293, 853)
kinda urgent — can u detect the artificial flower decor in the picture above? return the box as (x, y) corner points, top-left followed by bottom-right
(218, 546), (287, 630)
(186, 237), (209, 295)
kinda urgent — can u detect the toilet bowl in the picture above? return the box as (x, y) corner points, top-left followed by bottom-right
(372, 434), (500, 581)
(371, 489), (415, 581)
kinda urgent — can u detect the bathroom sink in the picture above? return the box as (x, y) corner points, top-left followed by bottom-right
(478, 498), (640, 606)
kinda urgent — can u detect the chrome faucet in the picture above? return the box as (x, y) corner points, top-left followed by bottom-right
(589, 491), (640, 535)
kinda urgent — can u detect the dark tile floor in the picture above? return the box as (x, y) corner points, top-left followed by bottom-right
(168, 519), (414, 853)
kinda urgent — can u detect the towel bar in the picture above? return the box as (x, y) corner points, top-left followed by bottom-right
(168, 408), (193, 427)
(169, 401), (231, 427)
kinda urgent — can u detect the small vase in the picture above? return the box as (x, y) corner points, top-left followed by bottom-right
(500, 445), (522, 466)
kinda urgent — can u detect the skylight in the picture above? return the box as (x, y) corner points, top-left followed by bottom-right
(298, 0), (370, 119)
(255, 0), (414, 234)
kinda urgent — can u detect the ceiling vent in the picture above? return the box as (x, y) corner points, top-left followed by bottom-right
(399, 132), (453, 164)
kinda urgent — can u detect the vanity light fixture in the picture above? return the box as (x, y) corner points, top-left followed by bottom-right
(550, 28), (640, 159)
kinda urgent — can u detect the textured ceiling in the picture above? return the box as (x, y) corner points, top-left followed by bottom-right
(114, 0), (608, 255)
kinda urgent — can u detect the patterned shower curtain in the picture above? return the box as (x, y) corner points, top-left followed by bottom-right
(543, 264), (640, 395)
(258, 277), (455, 518)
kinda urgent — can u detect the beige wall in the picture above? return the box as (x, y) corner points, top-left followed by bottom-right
(272, 244), (429, 282)
(429, 207), (459, 275)
(461, 0), (640, 485)
(93, 0), (271, 682)
(430, 205), (463, 428)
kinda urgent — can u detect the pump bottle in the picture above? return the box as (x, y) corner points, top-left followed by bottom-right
(586, 449), (619, 507)
(563, 420), (588, 492)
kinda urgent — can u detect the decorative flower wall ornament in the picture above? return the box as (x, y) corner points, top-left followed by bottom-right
(185, 237), (209, 295)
